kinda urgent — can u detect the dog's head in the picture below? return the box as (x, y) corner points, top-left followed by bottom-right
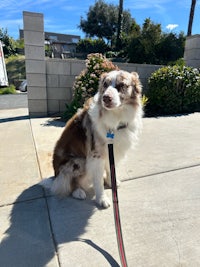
(98, 70), (142, 110)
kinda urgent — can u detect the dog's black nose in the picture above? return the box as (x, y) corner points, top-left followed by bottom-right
(103, 95), (112, 104)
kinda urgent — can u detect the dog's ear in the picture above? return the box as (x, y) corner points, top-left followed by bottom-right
(98, 72), (108, 92)
(100, 72), (108, 82)
(131, 72), (142, 95)
(131, 72), (139, 80)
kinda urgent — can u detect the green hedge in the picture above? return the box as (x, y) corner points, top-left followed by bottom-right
(76, 38), (109, 54)
(146, 65), (200, 116)
(0, 84), (16, 95)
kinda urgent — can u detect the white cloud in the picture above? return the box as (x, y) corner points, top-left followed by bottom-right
(166, 24), (179, 31)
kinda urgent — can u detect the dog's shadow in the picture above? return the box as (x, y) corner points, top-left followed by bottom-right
(0, 184), (120, 267)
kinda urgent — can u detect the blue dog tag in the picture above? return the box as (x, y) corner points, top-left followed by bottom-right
(107, 132), (115, 139)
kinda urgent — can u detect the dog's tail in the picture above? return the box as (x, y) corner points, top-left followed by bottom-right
(40, 174), (72, 197)
(39, 177), (54, 191)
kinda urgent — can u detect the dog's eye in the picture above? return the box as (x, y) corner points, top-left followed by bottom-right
(103, 80), (109, 88)
(116, 82), (127, 92)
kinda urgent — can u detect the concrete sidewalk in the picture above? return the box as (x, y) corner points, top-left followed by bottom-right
(0, 107), (200, 267)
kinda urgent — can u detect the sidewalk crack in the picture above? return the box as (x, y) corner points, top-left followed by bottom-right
(122, 164), (200, 182)
(29, 118), (61, 267)
(166, 203), (181, 266)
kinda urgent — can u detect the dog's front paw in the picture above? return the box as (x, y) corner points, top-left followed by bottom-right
(72, 188), (86, 200)
(96, 195), (111, 209)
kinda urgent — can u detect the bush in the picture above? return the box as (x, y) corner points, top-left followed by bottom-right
(146, 65), (200, 116)
(76, 38), (109, 54)
(105, 51), (120, 58)
(62, 53), (118, 120)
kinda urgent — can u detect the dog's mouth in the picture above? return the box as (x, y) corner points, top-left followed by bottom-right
(102, 101), (120, 110)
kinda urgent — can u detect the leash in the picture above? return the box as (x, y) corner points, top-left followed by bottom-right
(107, 131), (128, 267)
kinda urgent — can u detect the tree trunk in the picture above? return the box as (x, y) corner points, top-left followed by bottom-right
(116, 0), (123, 50)
(187, 0), (196, 36)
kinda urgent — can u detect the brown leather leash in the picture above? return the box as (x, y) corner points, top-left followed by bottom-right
(107, 131), (128, 267)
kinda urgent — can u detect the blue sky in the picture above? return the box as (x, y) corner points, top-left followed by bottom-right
(0, 0), (200, 39)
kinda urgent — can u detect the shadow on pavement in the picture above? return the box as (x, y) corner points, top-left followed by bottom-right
(41, 118), (66, 128)
(0, 184), (119, 267)
(0, 115), (29, 123)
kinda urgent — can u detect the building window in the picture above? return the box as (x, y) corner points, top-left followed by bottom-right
(49, 35), (58, 41)
(72, 38), (79, 44)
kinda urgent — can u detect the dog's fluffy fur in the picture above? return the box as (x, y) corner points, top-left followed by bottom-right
(42, 70), (143, 208)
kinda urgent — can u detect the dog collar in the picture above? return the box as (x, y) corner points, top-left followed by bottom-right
(107, 123), (128, 140)
(117, 122), (128, 130)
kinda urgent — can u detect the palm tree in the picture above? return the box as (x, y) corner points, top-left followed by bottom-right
(116, 0), (123, 50)
(187, 0), (196, 36)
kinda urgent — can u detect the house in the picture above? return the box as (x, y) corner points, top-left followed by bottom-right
(19, 29), (80, 58)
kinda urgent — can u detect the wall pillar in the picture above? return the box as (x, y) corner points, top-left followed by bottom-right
(23, 11), (47, 116)
(184, 34), (200, 68)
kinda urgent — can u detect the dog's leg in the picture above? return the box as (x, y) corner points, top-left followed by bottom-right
(72, 187), (86, 200)
(104, 161), (121, 188)
(103, 164), (111, 187)
(87, 158), (111, 208)
(51, 158), (87, 199)
(51, 171), (71, 197)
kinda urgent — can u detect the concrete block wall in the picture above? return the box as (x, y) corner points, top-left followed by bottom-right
(23, 11), (47, 116)
(184, 34), (200, 68)
(117, 62), (161, 92)
(45, 59), (161, 115)
(46, 59), (85, 114)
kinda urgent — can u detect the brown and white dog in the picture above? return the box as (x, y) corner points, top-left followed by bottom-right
(42, 70), (143, 208)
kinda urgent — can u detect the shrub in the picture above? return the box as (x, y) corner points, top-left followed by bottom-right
(0, 84), (16, 94)
(76, 38), (109, 54)
(62, 53), (118, 120)
(105, 51), (120, 58)
(146, 65), (200, 116)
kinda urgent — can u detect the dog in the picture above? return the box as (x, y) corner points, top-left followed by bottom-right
(42, 70), (143, 208)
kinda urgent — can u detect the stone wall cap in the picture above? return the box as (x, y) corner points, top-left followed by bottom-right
(23, 11), (43, 18)
(186, 34), (200, 40)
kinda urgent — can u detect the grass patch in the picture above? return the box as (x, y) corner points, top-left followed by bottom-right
(0, 84), (16, 95)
